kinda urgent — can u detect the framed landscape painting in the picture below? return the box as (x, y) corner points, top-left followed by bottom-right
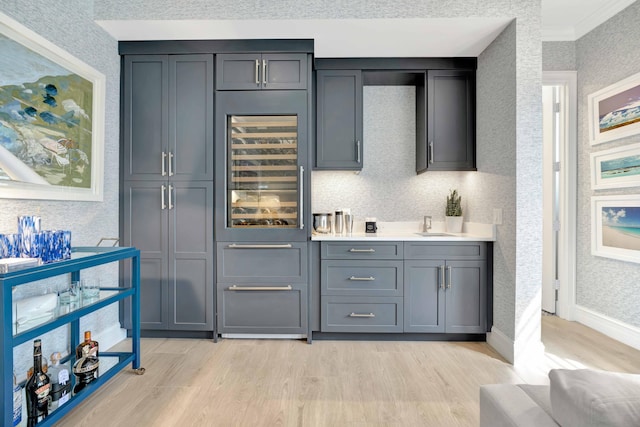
(592, 195), (640, 263)
(591, 142), (640, 190)
(0, 12), (105, 201)
(588, 71), (640, 145)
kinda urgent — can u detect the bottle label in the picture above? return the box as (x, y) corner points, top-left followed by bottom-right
(35, 383), (51, 403)
(58, 369), (70, 385)
(12, 385), (21, 426)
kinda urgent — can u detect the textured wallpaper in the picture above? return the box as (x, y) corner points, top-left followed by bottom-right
(0, 0), (121, 376)
(574, 1), (640, 328)
(475, 22), (518, 339)
(542, 41), (576, 71)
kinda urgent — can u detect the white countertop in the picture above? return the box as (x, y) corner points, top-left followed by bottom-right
(311, 221), (496, 242)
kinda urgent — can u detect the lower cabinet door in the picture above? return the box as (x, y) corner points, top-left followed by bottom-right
(444, 260), (486, 333)
(321, 296), (403, 333)
(403, 260), (445, 333)
(217, 283), (308, 334)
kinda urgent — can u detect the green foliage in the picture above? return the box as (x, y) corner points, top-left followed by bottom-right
(446, 189), (462, 216)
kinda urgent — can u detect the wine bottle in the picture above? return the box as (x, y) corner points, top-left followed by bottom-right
(25, 339), (51, 426)
(47, 352), (71, 410)
(13, 371), (22, 427)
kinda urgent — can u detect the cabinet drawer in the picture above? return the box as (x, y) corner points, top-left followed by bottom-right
(321, 260), (403, 297)
(404, 242), (486, 260)
(321, 296), (403, 333)
(217, 242), (307, 283)
(217, 283), (307, 334)
(321, 241), (403, 260)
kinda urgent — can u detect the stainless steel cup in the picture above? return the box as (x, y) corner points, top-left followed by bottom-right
(344, 214), (354, 235)
(334, 211), (344, 235)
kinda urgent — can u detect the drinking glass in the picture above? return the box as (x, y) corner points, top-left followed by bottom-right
(81, 278), (100, 301)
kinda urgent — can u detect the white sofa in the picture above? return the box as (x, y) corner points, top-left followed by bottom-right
(480, 369), (640, 427)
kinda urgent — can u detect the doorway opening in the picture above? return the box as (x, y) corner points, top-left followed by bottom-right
(542, 72), (577, 320)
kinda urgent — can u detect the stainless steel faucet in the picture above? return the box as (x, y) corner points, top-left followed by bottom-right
(423, 216), (432, 232)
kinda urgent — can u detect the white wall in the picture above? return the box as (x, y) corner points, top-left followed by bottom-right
(0, 0), (121, 376)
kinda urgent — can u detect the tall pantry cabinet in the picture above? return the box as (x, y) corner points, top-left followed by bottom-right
(121, 54), (215, 333)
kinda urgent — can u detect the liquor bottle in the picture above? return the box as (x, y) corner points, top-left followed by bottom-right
(47, 352), (71, 410)
(75, 331), (99, 359)
(25, 339), (51, 426)
(13, 371), (22, 427)
(73, 331), (99, 393)
(26, 355), (48, 380)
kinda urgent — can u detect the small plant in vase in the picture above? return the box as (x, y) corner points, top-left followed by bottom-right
(445, 189), (464, 233)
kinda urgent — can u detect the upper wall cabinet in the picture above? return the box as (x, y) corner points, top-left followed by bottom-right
(216, 53), (308, 90)
(315, 70), (363, 170)
(417, 69), (476, 173)
(123, 54), (214, 181)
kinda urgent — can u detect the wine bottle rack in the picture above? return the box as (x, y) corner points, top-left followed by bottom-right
(1, 246), (143, 426)
(228, 115), (300, 229)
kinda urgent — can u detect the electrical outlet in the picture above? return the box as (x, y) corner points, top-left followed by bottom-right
(493, 208), (503, 225)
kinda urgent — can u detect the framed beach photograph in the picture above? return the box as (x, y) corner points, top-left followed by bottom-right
(592, 195), (640, 263)
(0, 12), (105, 201)
(591, 142), (640, 190)
(588, 71), (640, 145)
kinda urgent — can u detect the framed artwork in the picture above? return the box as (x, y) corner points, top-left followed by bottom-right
(592, 195), (640, 263)
(0, 12), (105, 201)
(588, 71), (640, 146)
(591, 142), (640, 190)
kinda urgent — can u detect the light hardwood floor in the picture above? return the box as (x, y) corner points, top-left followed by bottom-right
(57, 316), (640, 426)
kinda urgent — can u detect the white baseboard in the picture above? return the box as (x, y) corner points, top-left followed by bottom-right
(574, 305), (640, 352)
(487, 326), (545, 365)
(99, 324), (127, 351)
(487, 326), (514, 364)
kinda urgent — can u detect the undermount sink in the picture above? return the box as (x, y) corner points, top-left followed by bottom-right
(414, 232), (453, 237)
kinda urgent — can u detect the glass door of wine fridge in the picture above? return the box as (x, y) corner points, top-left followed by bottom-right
(215, 91), (308, 241)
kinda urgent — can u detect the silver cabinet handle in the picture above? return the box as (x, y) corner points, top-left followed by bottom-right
(349, 276), (375, 281)
(227, 243), (293, 249)
(447, 265), (452, 289)
(228, 285), (292, 291)
(255, 59), (260, 85)
(440, 265), (446, 290)
(349, 248), (375, 253)
(161, 152), (167, 176)
(429, 141), (434, 164)
(168, 152), (174, 176)
(349, 312), (375, 318)
(168, 184), (173, 210)
(356, 140), (361, 163)
(299, 166), (304, 229)
(161, 184), (166, 210)
(262, 59), (267, 85)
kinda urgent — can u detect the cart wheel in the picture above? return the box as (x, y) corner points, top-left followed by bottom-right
(133, 367), (146, 375)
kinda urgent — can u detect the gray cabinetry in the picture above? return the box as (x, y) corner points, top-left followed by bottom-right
(123, 54), (214, 181)
(320, 241), (403, 333)
(216, 53), (307, 90)
(315, 70), (363, 169)
(122, 181), (214, 331)
(121, 53), (215, 333)
(216, 242), (308, 335)
(417, 69), (475, 172)
(403, 242), (486, 334)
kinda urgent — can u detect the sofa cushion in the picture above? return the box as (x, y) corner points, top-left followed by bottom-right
(550, 369), (640, 427)
(480, 384), (559, 427)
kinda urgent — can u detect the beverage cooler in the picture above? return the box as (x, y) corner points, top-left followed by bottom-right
(214, 90), (309, 242)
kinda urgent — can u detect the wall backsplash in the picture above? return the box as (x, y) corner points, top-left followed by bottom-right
(312, 86), (472, 223)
